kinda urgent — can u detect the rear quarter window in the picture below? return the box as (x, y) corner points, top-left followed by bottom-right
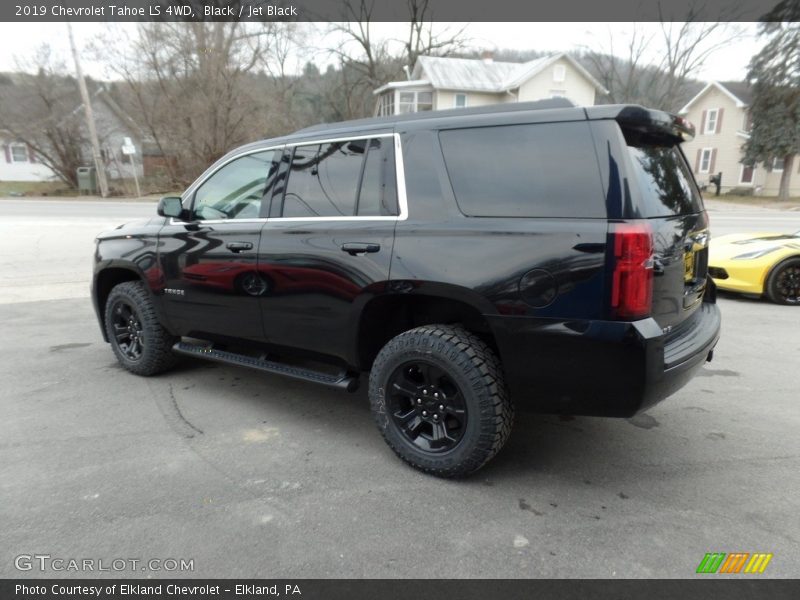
(438, 122), (605, 218)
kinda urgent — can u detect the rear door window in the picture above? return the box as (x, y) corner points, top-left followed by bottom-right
(438, 122), (605, 218)
(283, 141), (364, 218)
(281, 137), (398, 218)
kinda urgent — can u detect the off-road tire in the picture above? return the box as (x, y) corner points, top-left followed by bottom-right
(765, 257), (800, 305)
(104, 281), (178, 376)
(369, 324), (514, 478)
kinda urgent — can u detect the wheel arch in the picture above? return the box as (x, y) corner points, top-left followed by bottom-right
(93, 262), (165, 341)
(352, 285), (499, 371)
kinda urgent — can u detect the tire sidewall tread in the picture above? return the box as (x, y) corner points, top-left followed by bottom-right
(765, 257), (800, 305)
(104, 281), (177, 376)
(369, 324), (514, 478)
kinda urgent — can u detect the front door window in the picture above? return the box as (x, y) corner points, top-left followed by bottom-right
(192, 150), (280, 220)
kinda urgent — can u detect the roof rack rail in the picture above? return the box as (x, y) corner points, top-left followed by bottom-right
(295, 97), (579, 134)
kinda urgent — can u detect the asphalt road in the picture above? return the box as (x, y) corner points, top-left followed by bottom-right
(1, 198), (799, 578)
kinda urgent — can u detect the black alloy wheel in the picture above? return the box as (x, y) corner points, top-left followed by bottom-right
(766, 258), (800, 305)
(369, 324), (514, 478)
(386, 360), (468, 453)
(110, 299), (145, 361)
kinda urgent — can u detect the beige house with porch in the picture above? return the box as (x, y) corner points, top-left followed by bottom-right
(679, 80), (799, 196)
(373, 53), (607, 116)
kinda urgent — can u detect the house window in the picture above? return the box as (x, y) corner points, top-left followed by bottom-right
(454, 93), (467, 108)
(377, 93), (394, 117)
(417, 91), (433, 111)
(705, 109), (719, 134)
(398, 90), (433, 114)
(740, 164), (755, 184)
(772, 157), (785, 172)
(398, 92), (415, 114)
(699, 148), (713, 173)
(10, 143), (28, 163)
(549, 90), (567, 98)
(553, 64), (566, 83)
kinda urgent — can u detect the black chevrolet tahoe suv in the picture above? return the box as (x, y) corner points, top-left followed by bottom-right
(93, 99), (721, 477)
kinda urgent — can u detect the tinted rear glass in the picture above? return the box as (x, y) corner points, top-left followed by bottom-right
(439, 122), (605, 218)
(626, 142), (704, 217)
(357, 137), (398, 216)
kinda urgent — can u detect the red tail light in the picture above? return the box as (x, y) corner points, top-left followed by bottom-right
(610, 222), (654, 320)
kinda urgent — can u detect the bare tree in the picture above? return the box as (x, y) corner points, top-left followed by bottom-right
(582, 27), (659, 106)
(584, 17), (743, 111)
(327, 0), (469, 119)
(655, 17), (743, 110)
(95, 22), (279, 185)
(0, 45), (86, 188)
(255, 22), (315, 133)
(402, 0), (469, 68)
(327, 2), (402, 119)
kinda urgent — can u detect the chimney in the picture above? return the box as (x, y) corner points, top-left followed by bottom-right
(481, 50), (494, 64)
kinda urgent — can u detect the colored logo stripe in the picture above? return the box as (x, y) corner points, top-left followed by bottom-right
(744, 553), (773, 574)
(697, 553), (726, 573)
(719, 553), (749, 573)
(696, 552), (772, 574)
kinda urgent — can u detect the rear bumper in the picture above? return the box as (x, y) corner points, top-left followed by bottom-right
(488, 300), (721, 417)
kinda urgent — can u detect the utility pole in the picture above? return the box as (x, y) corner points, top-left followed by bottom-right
(67, 22), (109, 198)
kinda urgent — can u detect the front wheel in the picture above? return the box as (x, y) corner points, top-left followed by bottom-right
(765, 257), (800, 305)
(369, 325), (514, 478)
(104, 281), (178, 375)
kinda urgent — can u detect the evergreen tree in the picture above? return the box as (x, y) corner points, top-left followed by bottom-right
(743, 1), (800, 200)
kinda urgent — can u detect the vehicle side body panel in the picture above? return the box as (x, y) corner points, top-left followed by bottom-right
(92, 219), (165, 341)
(92, 101), (721, 418)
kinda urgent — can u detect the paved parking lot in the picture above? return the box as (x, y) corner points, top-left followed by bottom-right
(1, 198), (799, 578)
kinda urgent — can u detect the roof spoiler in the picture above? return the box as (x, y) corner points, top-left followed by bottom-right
(587, 104), (695, 143)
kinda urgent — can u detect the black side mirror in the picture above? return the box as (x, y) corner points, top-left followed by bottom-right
(157, 196), (184, 219)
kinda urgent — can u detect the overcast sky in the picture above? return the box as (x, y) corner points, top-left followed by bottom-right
(0, 21), (763, 83)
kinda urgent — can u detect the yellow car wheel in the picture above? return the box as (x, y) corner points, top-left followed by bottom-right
(766, 257), (800, 305)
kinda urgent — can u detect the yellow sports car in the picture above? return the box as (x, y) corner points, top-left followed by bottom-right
(708, 231), (800, 304)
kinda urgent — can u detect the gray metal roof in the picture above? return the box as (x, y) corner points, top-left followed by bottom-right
(718, 81), (753, 106)
(373, 53), (608, 96)
(679, 80), (753, 114)
(413, 55), (542, 92)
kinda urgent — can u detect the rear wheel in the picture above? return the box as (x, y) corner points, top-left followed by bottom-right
(104, 281), (178, 375)
(369, 325), (514, 478)
(765, 258), (800, 305)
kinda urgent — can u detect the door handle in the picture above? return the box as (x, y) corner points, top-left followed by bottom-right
(226, 241), (253, 253)
(341, 242), (380, 256)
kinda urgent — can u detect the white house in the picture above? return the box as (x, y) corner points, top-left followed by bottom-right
(0, 86), (145, 185)
(679, 80), (799, 196)
(0, 134), (57, 182)
(373, 52), (608, 116)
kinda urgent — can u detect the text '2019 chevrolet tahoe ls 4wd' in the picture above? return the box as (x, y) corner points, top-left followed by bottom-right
(93, 99), (721, 477)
